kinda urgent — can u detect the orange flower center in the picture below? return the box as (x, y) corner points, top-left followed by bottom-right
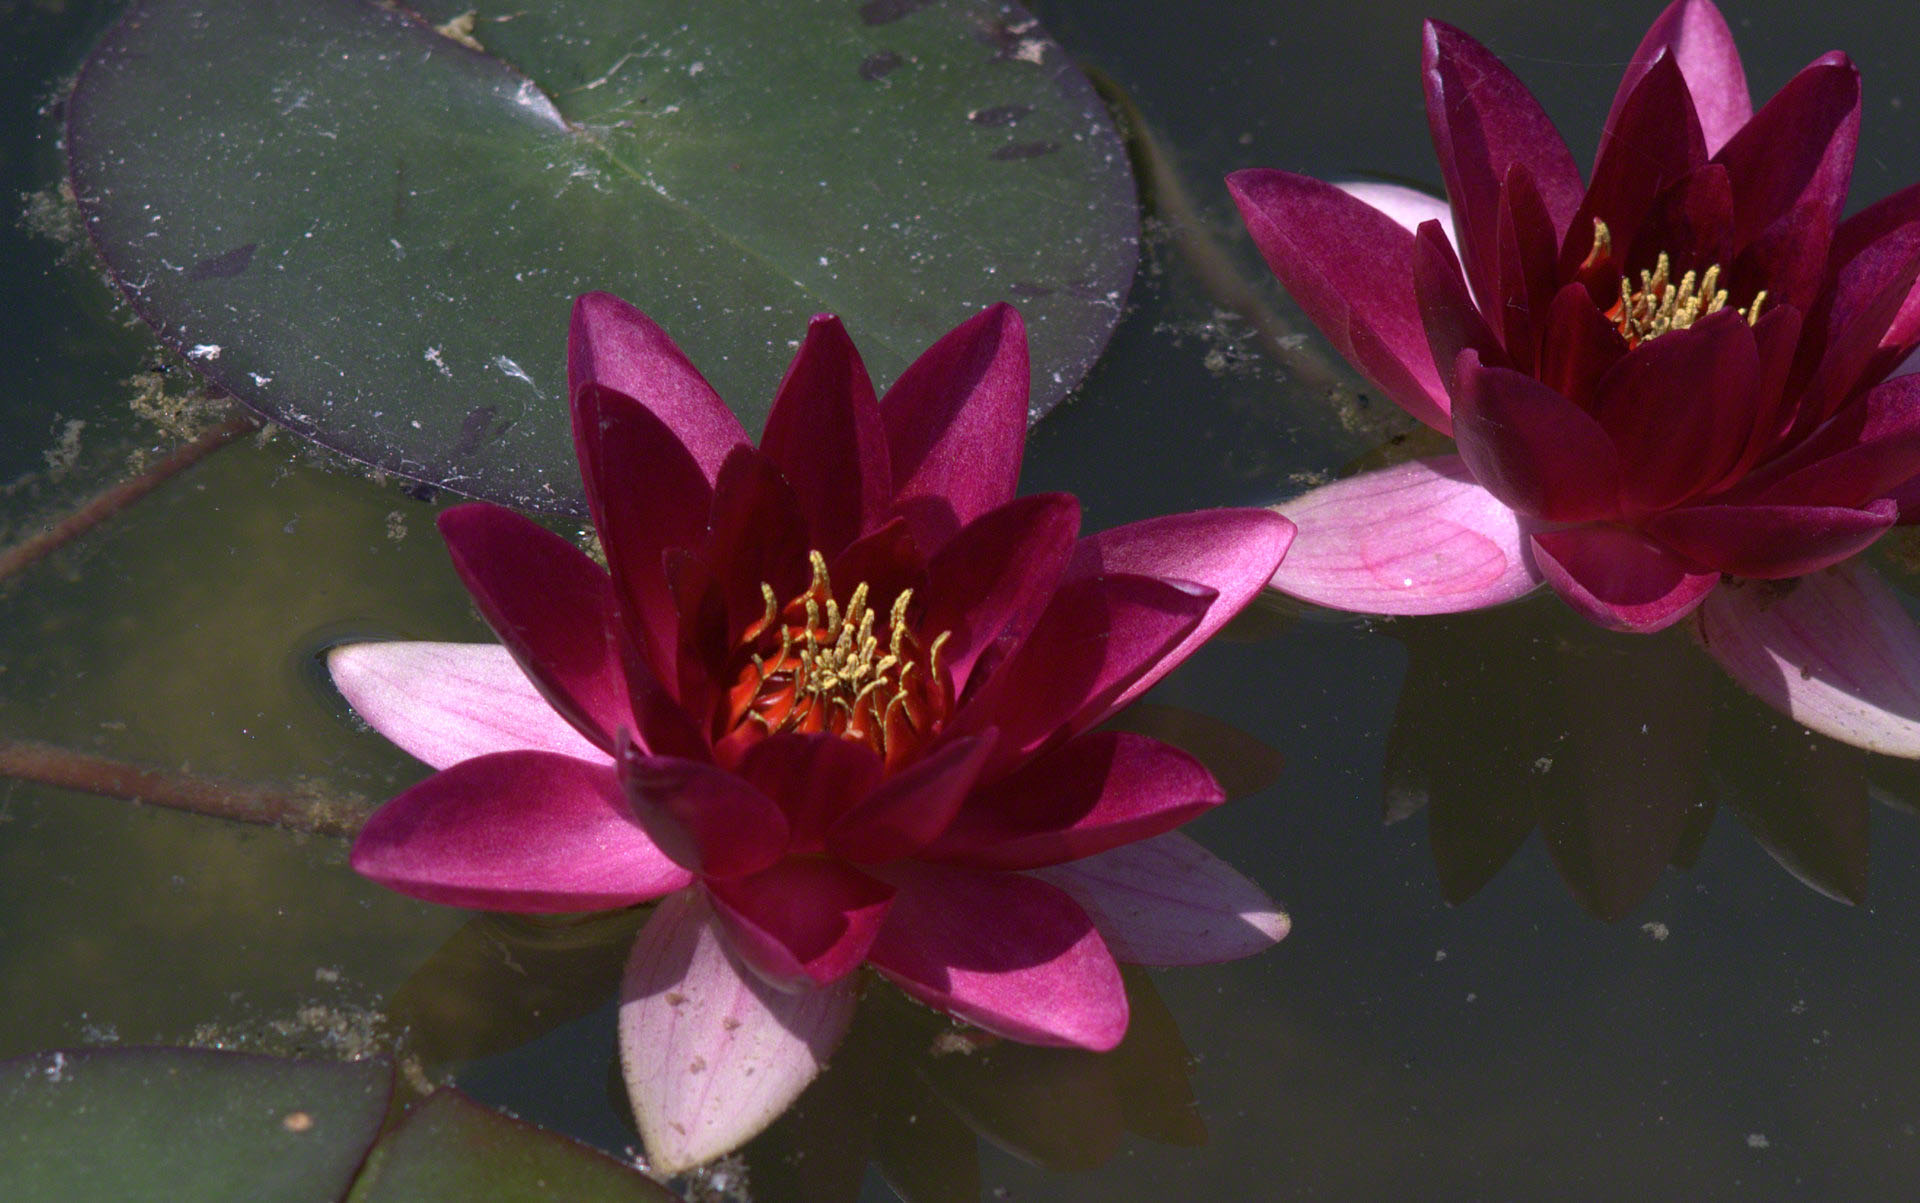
(1584, 219), (1767, 348)
(723, 550), (951, 767)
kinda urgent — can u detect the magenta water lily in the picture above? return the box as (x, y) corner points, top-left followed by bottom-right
(330, 295), (1294, 1170)
(1230, 0), (1920, 755)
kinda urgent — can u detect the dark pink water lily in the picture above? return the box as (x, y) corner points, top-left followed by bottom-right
(330, 294), (1294, 1170)
(1230, 0), (1920, 755)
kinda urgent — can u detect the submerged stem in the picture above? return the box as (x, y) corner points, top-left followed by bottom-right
(0, 739), (369, 837)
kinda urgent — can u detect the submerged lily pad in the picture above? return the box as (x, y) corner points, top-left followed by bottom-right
(67, 0), (1137, 513)
(0, 1047), (390, 1202)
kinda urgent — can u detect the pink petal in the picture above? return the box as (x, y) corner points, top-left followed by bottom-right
(948, 573), (1212, 762)
(880, 303), (1030, 550)
(867, 862), (1128, 1050)
(759, 314), (891, 559)
(1227, 169), (1451, 432)
(1065, 508), (1296, 713)
(1030, 832), (1289, 966)
(618, 746), (792, 880)
(735, 733), (882, 853)
(1695, 561), (1920, 757)
(568, 292), (747, 487)
(1413, 218), (1505, 394)
(825, 733), (994, 864)
(707, 860), (895, 989)
(350, 750), (690, 911)
(1617, 0), (1752, 156)
(1336, 180), (1460, 250)
(328, 641), (608, 770)
(925, 732), (1222, 870)
(437, 504), (635, 752)
(619, 890), (856, 1173)
(920, 493), (1081, 690)
(1646, 499), (1896, 578)
(1531, 525), (1720, 632)
(1453, 350), (1623, 522)
(1268, 455), (1546, 615)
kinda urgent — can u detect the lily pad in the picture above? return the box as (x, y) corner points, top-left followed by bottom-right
(67, 0), (1137, 513)
(0, 1046), (390, 1202)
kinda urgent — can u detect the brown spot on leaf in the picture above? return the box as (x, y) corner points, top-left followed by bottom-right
(281, 1111), (314, 1133)
(991, 140), (1059, 161)
(859, 0), (931, 25)
(858, 50), (903, 81)
(188, 243), (256, 280)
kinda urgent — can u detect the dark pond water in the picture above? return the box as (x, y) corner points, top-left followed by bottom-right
(8, 0), (1920, 1198)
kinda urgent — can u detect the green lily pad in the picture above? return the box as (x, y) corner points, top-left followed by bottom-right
(349, 1088), (679, 1202)
(0, 1046), (390, 1203)
(67, 0), (1137, 514)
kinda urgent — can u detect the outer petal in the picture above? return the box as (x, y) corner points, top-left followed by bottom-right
(619, 746), (792, 880)
(1453, 350), (1623, 522)
(350, 751), (691, 911)
(1646, 499), (1896, 579)
(437, 504), (633, 752)
(568, 292), (748, 487)
(759, 314), (891, 558)
(1414, 218), (1505, 393)
(826, 732), (994, 864)
(880, 303), (1030, 549)
(1227, 169), (1452, 432)
(1267, 455), (1546, 615)
(707, 859), (895, 989)
(1030, 832), (1290, 966)
(924, 732), (1222, 870)
(1065, 507), (1296, 711)
(1694, 562), (1920, 757)
(1336, 180), (1459, 250)
(328, 641), (608, 770)
(619, 890), (857, 1174)
(867, 862), (1128, 1050)
(1531, 525), (1720, 632)
(1749, 375), (1920, 509)
(1613, 0), (1753, 156)
(948, 573), (1212, 761)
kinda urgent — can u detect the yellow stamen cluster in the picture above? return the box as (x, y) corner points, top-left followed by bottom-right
(1591, 220), (1767, 346)
(742, 551), (949, 754)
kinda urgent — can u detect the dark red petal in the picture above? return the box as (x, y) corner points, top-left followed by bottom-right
(1589, 308), (1760, 514)
(1714, 302), (1806, 487)
(1796, 221), (1920, 427)
(707, 861), (894, 989)
(567, 292), (747, 486)
(351, 751), (690, 912)
(1492, 164), (1562, 373)
(1577, 54), (1706, 272)
(1451, 350), (1622, 522)
(1828, 184), (1920, 372)
(1750, 375), (1920, 508)
(1537, 282), (1628, 405)
(1646, 499), (1896, 578)
(826, 732), (995, 864)
(1062, 507), (1296, 713)
(1226, 169), (1450, 433)
(1611, 0), (1752, 156)
(866, 862), (1128, 1050)
(701, 446), (813, 648)
(947, 573), (1213, 766)
(574, 383), (711, 685)
(734, 733), (884, 853)
(920, 493), (1081, 689)
(1637, 162), (1736, 276)
(1413, 218), (1506, 394)
(759, 315), (891, 559)
(618, 742), (791, 879)
(437, 503), (633, 752)
(1531, 526), (1720, 632)
(828, 517), (927, 618)
(1422, 19), (1583, 313)
(880, 303), (1030, 551)
(923, 732), (1222, 870)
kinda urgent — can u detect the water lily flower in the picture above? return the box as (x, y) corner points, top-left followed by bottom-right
(329, 294), (1294, 1171)
(1229, 0), (1920, 755)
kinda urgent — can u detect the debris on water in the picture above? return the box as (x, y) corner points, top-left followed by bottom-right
(1641, 922), (1670, 942)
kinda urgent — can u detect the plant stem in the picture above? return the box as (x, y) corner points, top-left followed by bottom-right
(0, 739), (369, 837)
(0, 411), (259, 584)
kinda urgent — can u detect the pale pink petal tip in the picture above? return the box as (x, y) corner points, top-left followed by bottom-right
(1268, 455), (1545, 615)
(619, 891), (857, 1173)
(1335, 180), (1460, 252)
(1695, 560), (1920, 758)
(1031, 832), (1290, 966)
(328, 641), (609, 770)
